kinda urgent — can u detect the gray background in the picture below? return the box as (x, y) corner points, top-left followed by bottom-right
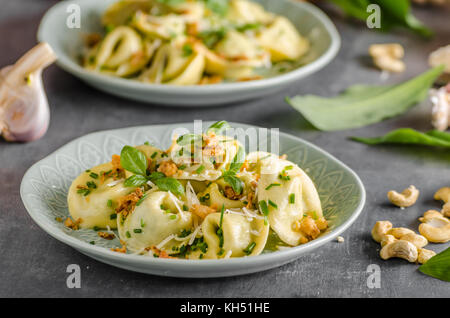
(1, 0), (449, 297)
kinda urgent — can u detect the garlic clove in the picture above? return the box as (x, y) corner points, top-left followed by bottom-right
(0, 43), (56, 142)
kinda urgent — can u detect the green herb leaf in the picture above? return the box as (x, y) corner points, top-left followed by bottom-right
(136, 193), (149, 206)
(148, 171), (165, 180)
(154, 177), (185, 196)
(351, 128), (450, 148)
(287, 66), (444, 131)
(259, 200), (269, 216)
(120, 146), (148, 175)
(227, 146), (245, 175)
(198, 28), (227, 48)
(176, 133), (202, 146)
(224, 175), (243, 194)
(330, 0), (432, 38)
(289, 193), (295, 204)
(182, 44), (193, 57)
(124, 174), (148, 187)
(419, 247), (450, 282)
(203, 0), (229, 16)
(206, 120), (231, 135)
(243, 242), (256, 255)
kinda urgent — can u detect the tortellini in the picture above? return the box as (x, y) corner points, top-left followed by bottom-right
(118, 191), (194, 253)
(67, 121), (327, 259)
(83, 0), (311, 84)
(67, 162), (135, 229)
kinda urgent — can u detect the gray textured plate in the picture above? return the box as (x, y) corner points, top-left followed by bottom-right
(20, 122), (365, 277)
(37, 0), (340, 106)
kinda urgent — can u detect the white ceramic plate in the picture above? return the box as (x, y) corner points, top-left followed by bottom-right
(37, 0), (340, 106)
(20, 122), (365, 277)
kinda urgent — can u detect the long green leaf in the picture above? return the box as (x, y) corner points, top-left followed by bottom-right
(351, 128), (450, 148)
(286, 66), (444, 131)
(419, 247), (450, 282)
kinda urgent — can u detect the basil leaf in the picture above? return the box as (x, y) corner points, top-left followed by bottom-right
(176, 133), (202, 146)
(419, 247), (450, 282)
(286, 66), (444, 131)
(120, 146), (148, 175)
(224, 175), (243, 194)
(351, 129), (450, 148)
(228, 146), (245, 174)
(203, 0), (229, 16)
(154, 177), (185, 196)
(124, 175), (148, 187)
(148, 171), (165, 180)
(207, 120), (231, 135)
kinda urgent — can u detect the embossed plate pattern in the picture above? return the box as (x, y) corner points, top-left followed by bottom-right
(20, 123), (365, 277)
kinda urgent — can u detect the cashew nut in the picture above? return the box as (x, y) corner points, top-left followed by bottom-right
(387, 185), (419, 208)
(386, 227), (415, 239)
(417, 248), (436, 264)
(399, 233), (428, 248)
(442, 202), (450, 218)
(380, 234), (397, 247)
(371, 221), (393, 243)
(434, 187), (450, 203)
(369, 43), (405, 73)
(380, 240), (418, 263)
(418, 210), (450, 243)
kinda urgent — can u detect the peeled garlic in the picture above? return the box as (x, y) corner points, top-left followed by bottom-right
(0, 43), (56, 142)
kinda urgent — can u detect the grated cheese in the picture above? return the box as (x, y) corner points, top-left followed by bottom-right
(156, 234), (176, 250)
(107, 179), (123, 187)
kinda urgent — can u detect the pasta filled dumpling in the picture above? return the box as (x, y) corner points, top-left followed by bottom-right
(117, 191), (194, 254)
(190, 212), (269, 259)
(257, 16), (309, 62)
(250, 152), (325, 246)
(227, 0), (274, 24)
(67, 162), (134, 229)
(166, 132), (242, 181)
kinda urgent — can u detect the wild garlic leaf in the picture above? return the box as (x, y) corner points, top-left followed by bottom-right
(286, 66), (444, 131)
(329, 0), (432, 38)
(120, 146), (148, 175)
(154, 177), (185, 196)
(124, 174), (148, 187)
(419, 247), (450, 282)
(351, 129), (450, 148)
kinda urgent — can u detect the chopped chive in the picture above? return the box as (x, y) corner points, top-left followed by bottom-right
(289, 193), (295, 204)
(183, 204), (189, 211)
(90, 241), (95, 245)
(107, 199), (113, 207)
(89, 172), (99, 179)
(268, 200), (278, 209)
(133, 228), (142, 234)
(264, 215), (268, 226)
(178, 164), (187, 170)
(311, 211), (318, 220)
(77, 188), (91, 196)
(110, 213), (117, 220)
(140, 219), (146, 227)
(169, 214), (177, 220)
(199, 254), (204, 259)
(126, 231), (131, 238)
(196, 165), (205, 174)
(259, 200), (269, 216)
(265, 183), (281, 190)
(93, 226), (100, 231)
(278, 173), (290, 181)
(86, 181), (97, 189)
(243, 242), (256, 255)
(284, 165), (293, 170)
(136, 193), (148, 206)
(151, 152), (158, 159)
(144, 141), (150, 145)
(85, 169), (91, 173)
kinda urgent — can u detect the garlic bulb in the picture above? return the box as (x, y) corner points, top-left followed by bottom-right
(0, 43), (56, 142)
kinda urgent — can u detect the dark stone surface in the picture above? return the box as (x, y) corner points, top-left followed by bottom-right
(0, 0), (449, 297)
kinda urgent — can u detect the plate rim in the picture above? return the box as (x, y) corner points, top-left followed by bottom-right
(37, 0), (341, 94)
(20, 122), (366, 271)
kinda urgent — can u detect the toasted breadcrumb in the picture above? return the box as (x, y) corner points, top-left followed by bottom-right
(190, 204), (217, 219)
(336, 236), (345, 243)
(115, 188), (144, 218)
(146, 246), (176, 259)
(98, 231), (116, 240)
(224, 186), (242, 200)
(297, 216), (320, 239)
(157, 160), (178, 177)
(64, 217), (82, 230)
